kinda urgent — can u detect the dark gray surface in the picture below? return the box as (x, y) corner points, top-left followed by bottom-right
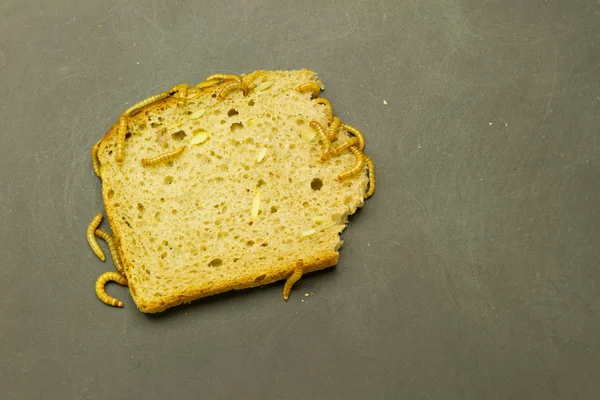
(1, 0), (599, 398)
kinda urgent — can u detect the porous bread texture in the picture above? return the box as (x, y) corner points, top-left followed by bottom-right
(97, 69), (368, 312)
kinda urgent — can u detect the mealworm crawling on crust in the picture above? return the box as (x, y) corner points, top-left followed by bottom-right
(87, 214), (105, 262)
(337, 146), (365, 181)
(115, 115), (127, 167)
(95, 271), (128, 308)
(141, 146), (186, 166)
(95, 228), (124, 275)
(364, 155), (376, 198)
(327, 116), (342, 142)
(340, 123), (365, 151)
(309, 121), (332, 161)
(205, 73), (240, 82)
(170, 83), (190, 106)
(296, 82), (321, 98)
(195, 78), (222, 89)
(124, 92), (170, 116)
(91, 141), (101, 177)
(329, 137), (360, 156)
(283, 260), (304, 301)
(314, 98), (333, 124)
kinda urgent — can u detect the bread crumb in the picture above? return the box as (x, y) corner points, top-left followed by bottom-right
(310, 292), (314, 296)
(305, 293), (309, 297)
(136, 61), (140, 65)
(489, 122), (493, 126)
(383, 100), (388, 105)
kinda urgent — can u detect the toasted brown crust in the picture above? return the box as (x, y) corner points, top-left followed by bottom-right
(95, 70), (368, 313)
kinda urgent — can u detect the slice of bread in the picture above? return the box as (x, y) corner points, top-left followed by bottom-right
(95, 69), (372, 313)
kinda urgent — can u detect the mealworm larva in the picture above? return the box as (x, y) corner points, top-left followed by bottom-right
(206, 73), (241, 82)
(309, 121), (332, 160)
(327, 116), (341, 142)
(217, 80), (242, 100)
(124, 92), (170, 116)
(95, 228), (124, 275)
(337, 146), (366, 181)
(95, 271), (128, 308)
(116, 115), (128, 167)
(314, 97), (333, 124)
(283, 260), (304, 301)
(87, 214), (105, 262)
(91, 141), (101, 177)
(340, 123), (365, 151)
(329, 137), (359, 156)
(364, 154), (376, 199)
(296, 82), (321, 98)
(141, 146), (186, 166)
(170, 83), (190, 106)
(195, 78), (222, 89)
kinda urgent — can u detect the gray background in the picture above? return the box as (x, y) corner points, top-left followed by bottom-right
(1, 0), (599, 399)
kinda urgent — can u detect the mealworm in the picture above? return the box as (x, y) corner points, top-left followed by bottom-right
(327, 116), (341, 142)
(170, 83), (190, 106)
(364, 154), (376, 199)
(217, 80), (242, 100)
(95, 228), (124, 275)
(206, 73), (240, 82)
(329, 137), (359, 156)
(341, 123), (365, 151)
(141, 146), (186, 166)
(91, 141), (101, 177)
(124, 92), (170, 116)
(309, 121), (332, 160)
(87, 214), (105, 262)
(95, 271), (128, 308)
(195, 78), (222, 89)
(283, 260), (304, 301)
(337, 146), (365, 181)
(314, 97), (333, 124)
(116, 115), (127, 167)
(295, 82), (321, 98)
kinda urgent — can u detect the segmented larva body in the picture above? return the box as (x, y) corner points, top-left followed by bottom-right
(141, 146), (186, 166)
(206, 73), (240, 82)
(283, 261), (304, 301)
(364, 155), (376, 199)
(296, 82), (321, 98)
(217, 80), (243, 100)
(95, 228), (124, 275)
(314, 97), (333, 124)
(309, 121), (332, 161)
(170, 84), (190, 106)
(337, 146), (365, 181)
(327, 116), (342, 142)
(115, 115), (128, 167)
(341, 123), (365, 151)
(195, 78), (222, 89)
(330, 137), (360, 156)
(124, 92), (170, 116)
(91, 141), (101, 177)
(95, 271), (127, 308)
(87, 214), (105, 261)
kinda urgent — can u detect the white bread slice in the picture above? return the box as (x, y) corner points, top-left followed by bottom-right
(96, 69), (371, 312)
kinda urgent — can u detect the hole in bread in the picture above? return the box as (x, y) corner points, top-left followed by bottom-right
(270, 206), (278, 213)
(137, 203), (145, 212)
(230, 122), (244, 132)
(161, 252), (168, 259)
(108, 150), (113, 155)
(246, 240), (255, 247)
(311, 178), (323, 191)
(171, 130), (187, 141)
(154, 211), (161, 221)
(208, 258), (223, 267)
(164, 176), (174, 185)
(151, 122), (161, 128)
(257, 179), (266, 187)
(233, 258), (240, 262)
(248, 99), (255, 106)
(296, 119), (305, 126)
(125, 133), (132, 139)
(172, 209), (178, 215)
(261, 242), (268, 247)
(160, 197), (165, 202)
(254, 274), (266, 283)
(227, 108), (239, 117)
(107, 189), (115, 199)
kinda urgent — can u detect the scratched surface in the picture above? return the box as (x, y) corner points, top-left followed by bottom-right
(1, 0), (599, 398)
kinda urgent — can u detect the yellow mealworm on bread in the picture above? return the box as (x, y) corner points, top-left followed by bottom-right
(314, 98), (333, 124)
(341, 123), (365, 151)
(124, 92), (170, 116)
(195, 78), (222, 89)
(170, 84), (190, 106)
(296, 82), (321, 98)
(309, 121), (332, 160)
(115, 115), (128, 167)
(141, 146), (186, 167)
(283, 260), (304, 301)
(95, 271), (128, 308)
(206, 73), (240, 82)
(329, 137), (360, 156)
(364, 155), (376, 198)
(87, 214), (105, 262)
(337, 146), (365, 181)
(217, 81), (242, 100)
(91, 141), (101, 177)
(95, 228), (125, 275)
(327, 117), (341, 142)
